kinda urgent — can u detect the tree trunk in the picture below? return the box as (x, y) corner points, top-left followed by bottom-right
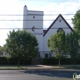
(59, 58), (60, 67)
(74, 59), (76, 67)
(18, 53), (20, 67)
(18, 59), (20, 67)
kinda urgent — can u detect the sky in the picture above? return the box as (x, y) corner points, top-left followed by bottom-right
(0, 0), (80, 46)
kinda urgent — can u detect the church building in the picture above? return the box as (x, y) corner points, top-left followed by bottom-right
(23, 5), (73, 58)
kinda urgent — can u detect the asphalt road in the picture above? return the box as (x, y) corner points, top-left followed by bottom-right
(0, 69), (79, 80)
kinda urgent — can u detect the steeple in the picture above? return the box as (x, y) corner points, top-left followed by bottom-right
(24, 5), (28, 10)
(24, 5), (26, 7)
(23, 5), (28, 29)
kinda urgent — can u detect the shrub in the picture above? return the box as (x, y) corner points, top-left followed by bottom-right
(41, 57), (80, 65)
(0, 56), (31, 65)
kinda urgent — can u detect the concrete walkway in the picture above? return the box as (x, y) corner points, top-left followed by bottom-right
(27, 65), (80, 70)
(27, 65), (57, 69)
(0, 65), (79, 70)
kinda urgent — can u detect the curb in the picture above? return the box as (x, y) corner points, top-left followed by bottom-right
(0, 68), (74, 70)
(0, 65), (79, 70)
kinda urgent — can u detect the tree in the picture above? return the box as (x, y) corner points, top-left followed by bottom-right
(0, 46), (4, 55)
(5, 30), (39, 67)
(72, 9), (80, 33)
(48, 31), (66, 66)
(66, 32), (80, 67)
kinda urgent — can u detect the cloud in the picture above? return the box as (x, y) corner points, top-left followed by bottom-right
(40, 1), (80, 28)
(0, 0), (80, 46)
(0, 0), (23, 46)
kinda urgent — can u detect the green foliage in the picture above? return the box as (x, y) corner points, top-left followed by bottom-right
(66, 32), (79, 58)
(41, 57), (58, 65)
(5, 30), (39, 67)
(41, 58), (80, 65)
(48, 31), (67, 66)
(66, 32), (80, 66)
(72, 9), (80, 32)
(0, 46), (6, 56)
(0, 56), (31, 65)
(48, 31), (66, 59)
(0, 46), (3, 55)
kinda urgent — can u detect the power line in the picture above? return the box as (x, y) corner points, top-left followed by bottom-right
(0, 14), (75, 16)
(0, 27), (73, 29)
(20, 0), (77, 2)
(0, 19), (73, 21)
(23, 10), (77, 12)
(24, 11), (77, 12)
(26, 14), (74, 16)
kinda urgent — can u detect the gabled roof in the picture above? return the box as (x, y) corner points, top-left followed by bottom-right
(43, 30), (47, 33)
(43, 14), (73, 36)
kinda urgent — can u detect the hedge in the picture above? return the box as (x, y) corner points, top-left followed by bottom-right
(41, 57), (80, 65)
(0, 57), (80, 65)
(0, 56), (32, 65)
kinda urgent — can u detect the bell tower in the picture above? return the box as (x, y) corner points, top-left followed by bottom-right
(23, 5), (28, 29)
(23, 5), (44, 57)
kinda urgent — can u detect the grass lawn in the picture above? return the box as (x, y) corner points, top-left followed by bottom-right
(0, 65), (28, 70)
(0, 65), (80, 70)
(51, 65), (80, 69)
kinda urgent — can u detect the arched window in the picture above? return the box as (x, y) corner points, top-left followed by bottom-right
(57, 28), (64, 33)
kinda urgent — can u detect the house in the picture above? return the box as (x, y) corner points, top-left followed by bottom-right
(1, 51), (9, 57)
(23, 5), (73, 59)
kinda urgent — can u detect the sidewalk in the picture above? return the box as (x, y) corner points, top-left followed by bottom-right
(27, 65), (80, 70)
(0, 65), (54, 70)
(27, 65), (53, 69)
(0, 65), (80, 70)
(0, 65), (53, 70)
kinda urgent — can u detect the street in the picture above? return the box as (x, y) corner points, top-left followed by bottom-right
(0, 69), (79, 80)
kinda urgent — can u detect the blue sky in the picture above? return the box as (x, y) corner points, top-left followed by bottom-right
(0, 0), (80, 46)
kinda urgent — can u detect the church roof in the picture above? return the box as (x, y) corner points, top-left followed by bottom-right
(43, 30), (47, 33)
(43, 14), (73, 36)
